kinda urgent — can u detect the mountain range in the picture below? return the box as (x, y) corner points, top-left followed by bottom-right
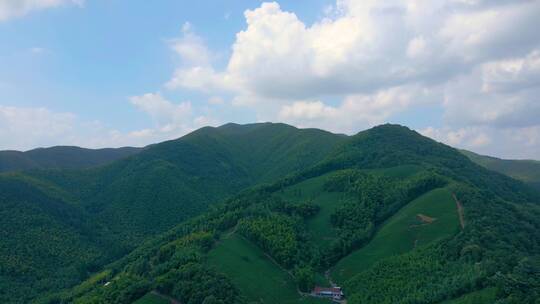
(0, 146), (142, 173)
(0, 123), (538, 304)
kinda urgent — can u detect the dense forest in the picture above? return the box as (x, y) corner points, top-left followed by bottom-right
(0, 123), (345, 303)
(462, 149), (540, 192)
(0, 146), (142, 172)
(1, 123), (539, 304)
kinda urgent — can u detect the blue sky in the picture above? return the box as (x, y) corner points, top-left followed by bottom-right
(1, 0), (539, 159)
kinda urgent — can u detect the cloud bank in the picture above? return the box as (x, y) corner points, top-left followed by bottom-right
(164, 0), (540, 158)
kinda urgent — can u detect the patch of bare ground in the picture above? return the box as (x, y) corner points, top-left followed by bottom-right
(417, 213), (436, 224)
(452, 194), (465, 230)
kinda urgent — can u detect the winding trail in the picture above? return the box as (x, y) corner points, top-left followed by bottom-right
(452, 194), (465, 230)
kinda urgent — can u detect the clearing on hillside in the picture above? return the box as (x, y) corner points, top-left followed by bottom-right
(207, 233), (330, 304)
(331, 187), (460, 284)
(277, 165), (425, 249)
(277, 171), (355, 248)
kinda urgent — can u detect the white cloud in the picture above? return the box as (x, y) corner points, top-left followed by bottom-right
(441, 50), (540, 129)
(0, 0), (83, 21)
(481, 50), (540, 93)
(420, 125), (540, 159)
(279, 85), (438, 134)
(0, 94), (218, 150)
(130, 93), (192, 127)
(170, 22), (212, 67)
(439, 2), (540, 61)
(208, 96), (225, 105)
(158, 1), (540, 158)
(166, 66), (233, 92)
(168, 1), (540, 99)
(128, 92), (218, 143)
(406, 36), (428, 59)
(8, 1), (537, 158)
(0, 106), (76, 150)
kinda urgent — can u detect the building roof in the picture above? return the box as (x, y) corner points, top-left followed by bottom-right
(314, 287), (342, 294)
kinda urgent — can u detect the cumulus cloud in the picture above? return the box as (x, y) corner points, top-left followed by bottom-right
(128, 92), (218, 143)
(168, 1), (540, 99)
(441, 51), (540, 129)
(6, 1), (540, 158)
(481, 50), (540, 94)
(170, 22), (213, 67)
(420, 125), (540, 160)
(160, 1), (540, 158)
(130, 93), (192, 127)
(279, 85), (439, 133)
(0, 0), (83, 21)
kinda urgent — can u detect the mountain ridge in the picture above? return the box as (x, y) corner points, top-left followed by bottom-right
(0, 146), (142, 173)
(48, 122), (540, 304)
(1, 122), (539, 304)
(0, 122), (346, 303)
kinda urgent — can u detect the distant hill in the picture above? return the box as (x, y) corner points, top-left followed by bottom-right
(0, 146), (142, 172)
(461, 149), (540, 191)
(48, 124), (540, 304)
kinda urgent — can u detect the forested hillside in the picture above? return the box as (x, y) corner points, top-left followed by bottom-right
(0, 146), (142, 172)
(43, 125), (540, 304)
(462, 149), (540, 191)
(0, 123), (345, 303)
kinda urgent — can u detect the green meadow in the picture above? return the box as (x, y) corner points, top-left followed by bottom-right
(332, 187), (460, 283)
(208, 233), (330, 304)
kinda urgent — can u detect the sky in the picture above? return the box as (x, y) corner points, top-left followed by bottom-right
(0, 0), (539, 159)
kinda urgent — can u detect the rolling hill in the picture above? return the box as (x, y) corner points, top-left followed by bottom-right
(0, 123), (346, 303)
(0, 146), (142, 172)
(42, 124), (540, 304)
(462, 149), (540, 191)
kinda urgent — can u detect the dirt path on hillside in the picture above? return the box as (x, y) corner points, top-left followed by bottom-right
(452, 194), (465, 230)
(325, 269), (337, 287)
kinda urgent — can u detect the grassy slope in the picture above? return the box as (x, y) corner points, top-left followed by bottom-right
(277, 171), (353, 247)
(206, 165), (431, 301)
(332, 187), (459, 283)
(277, 165), (424, 248)
(208, 233), (329, 304)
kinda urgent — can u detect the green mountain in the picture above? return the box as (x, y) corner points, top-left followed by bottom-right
(462, 149), (540, 191)
(41, 124), (539, 304)
(0, 123), (345, 303)
(0, 146), (142, 172)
